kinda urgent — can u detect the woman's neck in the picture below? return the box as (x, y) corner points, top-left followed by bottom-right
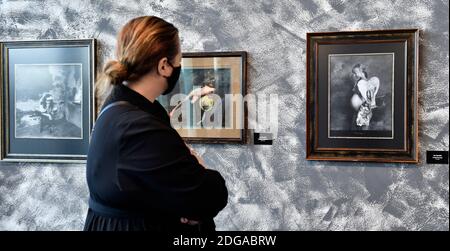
(124, 74), (164, 103)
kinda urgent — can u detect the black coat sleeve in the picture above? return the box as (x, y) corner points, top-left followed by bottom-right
(114, 110), (228, 219)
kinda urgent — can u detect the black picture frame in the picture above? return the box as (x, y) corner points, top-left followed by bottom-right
(1, 39), (96, 163)
(158, 51), (248, 144)
(306, 29), (419, 163)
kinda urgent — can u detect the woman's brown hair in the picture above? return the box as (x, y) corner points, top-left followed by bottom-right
(96, 16), (179, 107)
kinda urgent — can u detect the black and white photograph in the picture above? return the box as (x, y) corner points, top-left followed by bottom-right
(306, 29), (419, 163)
(15, 64), (83, 139)
(1, 39), (95, 162)
(328, 53), (394, 139)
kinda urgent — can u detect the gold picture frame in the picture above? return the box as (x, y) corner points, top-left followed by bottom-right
(158, 51), (247, 144)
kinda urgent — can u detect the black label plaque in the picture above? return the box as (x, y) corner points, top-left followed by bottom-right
(254, 133), (273, 145)
(426, 151), (449, 164)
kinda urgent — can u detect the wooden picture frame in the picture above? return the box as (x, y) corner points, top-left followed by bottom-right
(306, 29), (419, 163)
(0, 39), (96, 163)
(158, 51), (247, 144)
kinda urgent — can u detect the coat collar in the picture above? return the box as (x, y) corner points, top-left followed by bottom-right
(103, 83), (171, 125)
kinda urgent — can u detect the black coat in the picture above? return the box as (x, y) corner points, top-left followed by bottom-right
(83, 83), (228, 232)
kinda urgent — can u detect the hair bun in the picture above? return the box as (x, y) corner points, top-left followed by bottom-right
(103, 60), (129, 85)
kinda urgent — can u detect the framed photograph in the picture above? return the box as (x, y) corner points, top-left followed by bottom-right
(1, 39), (96, 162)
(159, 51), (247, 143)
(306, 29), (419, 163)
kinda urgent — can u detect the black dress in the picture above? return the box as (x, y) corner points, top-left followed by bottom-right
(83, 83), (228, 232)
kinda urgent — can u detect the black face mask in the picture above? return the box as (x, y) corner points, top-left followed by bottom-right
(162, 61), (181, 95)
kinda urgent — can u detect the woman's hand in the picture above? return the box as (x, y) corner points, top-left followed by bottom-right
(186, 142), (207, 168)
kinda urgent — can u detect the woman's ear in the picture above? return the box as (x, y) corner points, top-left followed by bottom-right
(157, 57), (171, 78)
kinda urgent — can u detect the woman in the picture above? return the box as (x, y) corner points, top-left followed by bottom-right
(350, 64), (380, 128)
(84, 16), (228, 232)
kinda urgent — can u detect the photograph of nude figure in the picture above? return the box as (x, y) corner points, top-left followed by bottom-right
(328, 53), (394, 139)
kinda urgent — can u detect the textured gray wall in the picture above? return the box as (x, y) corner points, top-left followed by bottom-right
(0, 0), (448, 231)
